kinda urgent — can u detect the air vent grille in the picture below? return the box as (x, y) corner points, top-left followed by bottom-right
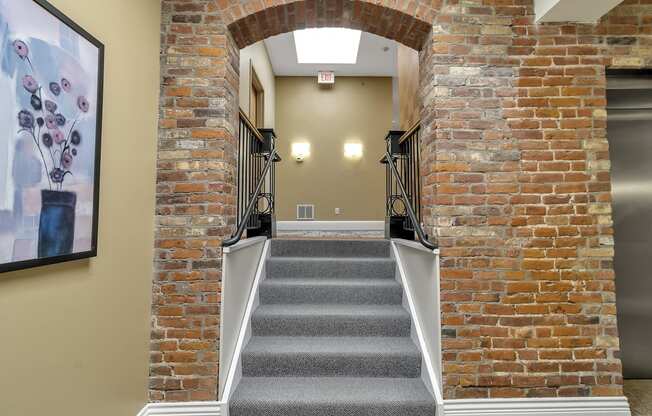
(297, 204), (315, 221)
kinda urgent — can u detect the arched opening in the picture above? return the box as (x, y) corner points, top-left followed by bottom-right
(222, 0), (434, 51)
(222, 1), (434, 241)
(214, 8), (442, 409)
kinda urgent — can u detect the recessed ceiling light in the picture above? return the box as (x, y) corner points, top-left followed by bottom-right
(294, 28), (362, 64)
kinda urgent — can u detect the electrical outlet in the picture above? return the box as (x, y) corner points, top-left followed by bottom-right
(335, 208), (341, 215)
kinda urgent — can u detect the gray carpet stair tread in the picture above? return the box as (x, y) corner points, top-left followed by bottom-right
(244, 336), (419, 355)
(241, 337), (422, 377)
(261, 277), (401, 288)
(251, 304), (411, 336)
(253, 304), (410, 318)
(230, 377), (435, 415)
(267, 257), (396, 279)
(259, 278), (403, 305)
(271, 239), (390, 258)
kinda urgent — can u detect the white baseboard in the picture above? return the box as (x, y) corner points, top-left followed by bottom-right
(138, 401), (225, 416)
(277, 220), (384, 231)
(443, 397), (632, 416)
(137, 396), (630, 416)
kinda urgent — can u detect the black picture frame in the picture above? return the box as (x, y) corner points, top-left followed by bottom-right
(0, 0), (104, 273)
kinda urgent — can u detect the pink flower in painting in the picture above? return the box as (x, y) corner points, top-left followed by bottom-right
(52, 129), (65, 145)
(22, 75), (38, 93)
(13, 40), (28, 58)
(61, 78), (72, 92)
(62, 152), (73, 169)
(45, 114), (57, 129)
(77, 96), (90, 113)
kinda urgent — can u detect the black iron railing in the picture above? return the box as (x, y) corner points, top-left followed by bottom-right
(380, 123), (436, 250)
(223, 110), (281, 248)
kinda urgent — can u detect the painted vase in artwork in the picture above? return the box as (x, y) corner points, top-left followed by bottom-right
(38, 190), (76, 258)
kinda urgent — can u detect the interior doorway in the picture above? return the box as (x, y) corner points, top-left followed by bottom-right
(237, 29), (421, 239)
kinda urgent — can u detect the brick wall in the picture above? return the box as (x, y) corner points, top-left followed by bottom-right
(151, 0), (239, 402)
(152, 0), (651, 403)
(423, 0), (652, 400)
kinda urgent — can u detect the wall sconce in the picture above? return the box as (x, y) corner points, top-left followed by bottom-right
(344, 143), (363, 159)
(292, 142), (311, 162)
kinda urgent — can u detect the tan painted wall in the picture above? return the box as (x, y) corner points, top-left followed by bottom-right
(397, 44), (420, 130)
(275, 76), (392, 221)
(239, 41), (276, 128)
(0, 1), (160, 416)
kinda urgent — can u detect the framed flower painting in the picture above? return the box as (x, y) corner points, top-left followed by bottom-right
(0, 0), (104, 272)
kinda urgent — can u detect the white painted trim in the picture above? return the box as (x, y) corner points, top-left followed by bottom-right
(391, 241), (445, 414)
(277, 220), (384, 231)
(443, 397), (631, 416)
(219, 239), (270, 402)
(222, 236), (266, 254)
(137, 402), (225, 416)
(392, 238), (440, 255)
(136, 396), (631, 416)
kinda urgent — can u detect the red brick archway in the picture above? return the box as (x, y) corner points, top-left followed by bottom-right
(153, 0), (633, 404)
(219, 0), (436, 50)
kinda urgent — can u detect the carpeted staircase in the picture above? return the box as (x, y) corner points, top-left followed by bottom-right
(229, 239), (436, 416)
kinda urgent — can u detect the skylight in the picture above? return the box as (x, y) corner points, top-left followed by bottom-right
(294, 28), (362, 64)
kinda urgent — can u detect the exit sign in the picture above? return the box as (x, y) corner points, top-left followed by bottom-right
(318, 71), (335, 84)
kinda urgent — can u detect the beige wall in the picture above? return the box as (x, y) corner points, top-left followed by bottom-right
(0, 1), (160, 416)
(275, 76), (392, 221)
(239, 41), (276, 128)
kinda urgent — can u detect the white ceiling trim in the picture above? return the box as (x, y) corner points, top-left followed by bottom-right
(535, 0), (624, 23)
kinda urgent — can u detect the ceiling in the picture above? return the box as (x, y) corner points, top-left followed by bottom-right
(263, 31), (398, 77)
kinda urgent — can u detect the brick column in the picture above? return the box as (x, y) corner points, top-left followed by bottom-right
(150, 0), (239, 402)
(420, 0), (521, 399)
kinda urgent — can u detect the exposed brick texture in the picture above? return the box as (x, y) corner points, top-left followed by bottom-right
(152, 0), (239, 402)
(153, 0), (652, 403)
(220, 0), (438, 50)
(422, 0), (652, 400)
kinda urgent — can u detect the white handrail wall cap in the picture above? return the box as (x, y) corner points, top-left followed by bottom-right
(390, 242), (444, 408)
(222, 236), (267, 253)
(392, 238), (439, 255)
(220, 239), (271, 402)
